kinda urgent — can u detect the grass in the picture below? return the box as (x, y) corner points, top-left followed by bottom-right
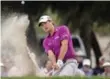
(1, 76), (110, 79)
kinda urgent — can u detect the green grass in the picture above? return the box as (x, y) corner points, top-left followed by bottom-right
(1, 76), (110, 79)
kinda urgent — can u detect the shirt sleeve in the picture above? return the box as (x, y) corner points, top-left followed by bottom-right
(59, 25), (70, 41)
(43, 39), (52, 54)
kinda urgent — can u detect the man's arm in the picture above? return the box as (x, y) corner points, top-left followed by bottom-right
(43, 39), (56, 64)
(47, 50), (59, 70)
(56, 26), (70, 68)
(58, 26), (69, 61)
(43, 39), (59, 69)
(47, 50), (56, 65)
(58, 39), (68, 60)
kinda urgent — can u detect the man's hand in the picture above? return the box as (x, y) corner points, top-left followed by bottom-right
(52, 59), (64, 70)
(56, 59), (64, 69)
(52, 63), (59, 70)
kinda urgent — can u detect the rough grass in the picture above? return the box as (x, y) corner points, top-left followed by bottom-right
(1, 76), (110, 79)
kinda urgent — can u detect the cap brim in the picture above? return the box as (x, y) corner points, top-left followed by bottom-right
(102, 63), (110, 67)
(38, 23), (42, 27)
(0, 63), (4, 66)
(38, 19), (48, 27)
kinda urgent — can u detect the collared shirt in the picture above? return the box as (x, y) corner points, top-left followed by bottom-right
(43, 25), (75, 61)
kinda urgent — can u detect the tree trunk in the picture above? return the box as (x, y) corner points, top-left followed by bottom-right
(91, 30), (102, 65)
(80, 12), (92, 59)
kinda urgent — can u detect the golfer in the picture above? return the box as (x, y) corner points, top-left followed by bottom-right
(38, 15), (78, 76)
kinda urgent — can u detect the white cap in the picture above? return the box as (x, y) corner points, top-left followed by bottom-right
(102, 62), (110, 67)
(83, 59), (91, 66)
(38, 15), (52, 26)
(0, 62), (4, 67)
(75, 50), (86, 56)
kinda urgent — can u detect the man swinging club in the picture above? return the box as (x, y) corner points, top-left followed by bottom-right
(38, 15), (79, 76)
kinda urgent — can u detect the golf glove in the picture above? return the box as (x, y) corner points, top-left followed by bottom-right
(57, 59), (64, 69)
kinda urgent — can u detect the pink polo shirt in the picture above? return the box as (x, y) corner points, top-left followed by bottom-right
(43, 25), (75, 61)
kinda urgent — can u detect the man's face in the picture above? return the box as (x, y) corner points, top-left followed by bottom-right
(40, 21), (53, 33)
(83, 65), (90, 72)
(99, 58), (105, 67)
